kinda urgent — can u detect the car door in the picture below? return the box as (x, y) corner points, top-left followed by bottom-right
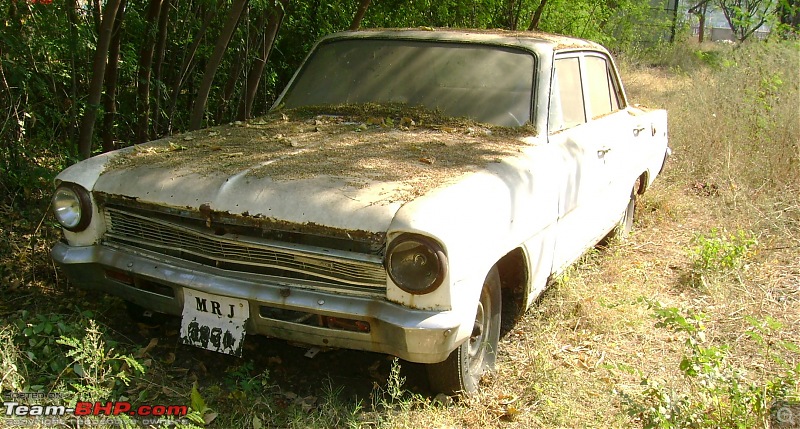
(548, 52), (628, 273)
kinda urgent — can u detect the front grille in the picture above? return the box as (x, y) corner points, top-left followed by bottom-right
(102, 207), (387, 290)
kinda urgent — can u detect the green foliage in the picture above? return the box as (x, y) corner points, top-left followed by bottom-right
(55, 319), (145, 403)
(623, 300), (799, 428)
(4, 309), (144, 403)
(691, 228), (756, 274)
(13, 309), (88, 390)
(185, 382), (215, 427)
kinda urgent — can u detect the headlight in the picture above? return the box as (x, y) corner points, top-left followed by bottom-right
(386, 233), (447, 294)
(52, 184), (92, 232)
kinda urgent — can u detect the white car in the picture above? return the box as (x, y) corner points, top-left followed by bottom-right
(51, 29), (669, 395)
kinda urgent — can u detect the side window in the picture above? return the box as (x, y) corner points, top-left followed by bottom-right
(549, 57), (586, 133)
(585, 55), (620, 119)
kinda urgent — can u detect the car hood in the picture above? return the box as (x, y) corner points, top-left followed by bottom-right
(94, 158), (408, 235)
(68, 106), (533, 236)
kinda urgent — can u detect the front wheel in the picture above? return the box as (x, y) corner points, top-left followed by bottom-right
(426, 267), (501, 396)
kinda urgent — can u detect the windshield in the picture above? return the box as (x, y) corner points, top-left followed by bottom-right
(281, 39), (536, 127)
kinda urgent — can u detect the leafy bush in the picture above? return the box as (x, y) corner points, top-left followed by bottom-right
(622, 300), (799, 429)
(690, 228), (756, 287)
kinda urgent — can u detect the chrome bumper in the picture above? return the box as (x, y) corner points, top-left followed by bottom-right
(51, 241), (462, 363)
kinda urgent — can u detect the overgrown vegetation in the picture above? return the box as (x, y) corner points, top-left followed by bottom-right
(1, 4), (799, 427)
(622, 300), (798, 428)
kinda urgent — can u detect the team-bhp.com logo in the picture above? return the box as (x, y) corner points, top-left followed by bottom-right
(3, 400), (187, 425)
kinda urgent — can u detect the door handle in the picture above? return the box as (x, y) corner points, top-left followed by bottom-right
(633, 126), (646, 136)
(598, 147), (611, 157)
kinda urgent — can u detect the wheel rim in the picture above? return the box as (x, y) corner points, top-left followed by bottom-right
(467, 292), (488, 373)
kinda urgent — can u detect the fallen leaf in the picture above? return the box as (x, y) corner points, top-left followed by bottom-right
(204, 411), (218, 425)
(136, 338), (159, 358)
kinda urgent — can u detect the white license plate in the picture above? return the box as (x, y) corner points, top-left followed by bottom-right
(180, 289), (249, 357)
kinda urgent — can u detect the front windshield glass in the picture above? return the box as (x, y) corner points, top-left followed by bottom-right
(281, 39), (536, 127)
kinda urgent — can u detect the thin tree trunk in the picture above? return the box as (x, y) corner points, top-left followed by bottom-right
(698, 11), (706, 42)
(135, 0), (163, 143)
(67, 0), (79, 151)
(189, 0), (249, 131)
(349, 0), (371, 30)
(238, 0), (285, 120)
(166, 2), (222, 133)
(102, 0), (127, 153)
(528, 0), (548, 31)
(91, 0), (102, 33)
(77, 0), (123, 159)
(218, 48), (246, 122)
(152, 0), (172, 138)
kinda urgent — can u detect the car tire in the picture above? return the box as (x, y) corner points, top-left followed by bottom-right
(426, 266), (501, 396)
(605, 179), (640, 242)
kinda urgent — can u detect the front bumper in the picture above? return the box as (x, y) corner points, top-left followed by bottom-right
(51, 241), (462, 363)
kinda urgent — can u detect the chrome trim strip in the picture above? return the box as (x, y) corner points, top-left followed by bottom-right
(103, 208), (386, 287)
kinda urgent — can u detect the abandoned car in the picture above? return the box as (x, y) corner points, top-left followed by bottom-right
(51, 29), (669, 395)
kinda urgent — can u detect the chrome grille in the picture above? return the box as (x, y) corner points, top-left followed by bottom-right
(102, 207), (386, 288)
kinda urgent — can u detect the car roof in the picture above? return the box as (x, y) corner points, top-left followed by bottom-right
(318, 28), (605, 54)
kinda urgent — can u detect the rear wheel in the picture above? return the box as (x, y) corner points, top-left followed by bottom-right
(426, 267), (501, 396)
(605, 178), (641, 242)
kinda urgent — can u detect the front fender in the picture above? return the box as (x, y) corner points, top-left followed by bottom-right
(386, 146), (562, 317)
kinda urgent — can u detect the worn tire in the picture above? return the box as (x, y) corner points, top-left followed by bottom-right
(426, 266), (501, 396)
(605, 179), (640, 242)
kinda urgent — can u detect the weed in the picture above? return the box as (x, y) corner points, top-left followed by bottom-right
(55, 319), (145, 404)
(12, 309), (89, 390)
(0, 326), (25, 394)
(622, 300), (799, 428)
(689, 228), (756, 288)
(692, 228), (756, 272)
(185, 382), (215, 427)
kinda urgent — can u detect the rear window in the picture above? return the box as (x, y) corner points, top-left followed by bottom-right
(281, 39), (537, 127)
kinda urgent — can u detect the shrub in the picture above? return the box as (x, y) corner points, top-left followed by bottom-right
(621, 300), (799, 429)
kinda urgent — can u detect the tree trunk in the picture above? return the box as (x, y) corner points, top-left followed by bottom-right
(698, 10), (706, 42)
(218, 47), (247, 122)
(528, 0), (549, 31)
(238, 0), (286, 121)
(152, 0), (172, 138)
(102, 0), (127, 153)
(91, 0), (102, 33)
(189, 0), (249, 131)
(135, 0), (164, 143)
(166, 2), (222, 133)
(349, 0), (371, 30)
(66, 0), (80, 150)
(77, 0), (122, 159)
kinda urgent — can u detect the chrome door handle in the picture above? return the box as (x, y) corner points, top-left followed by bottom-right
(633, 126), (646, 136)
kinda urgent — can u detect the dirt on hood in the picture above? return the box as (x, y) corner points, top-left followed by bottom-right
(106, 104), (535, 200)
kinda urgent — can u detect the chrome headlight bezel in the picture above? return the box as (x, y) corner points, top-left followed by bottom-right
(385, 233), (447, 295)
(52, 183), (92, 232)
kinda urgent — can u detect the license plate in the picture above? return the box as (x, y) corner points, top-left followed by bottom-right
(180, 289), (249, 357)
